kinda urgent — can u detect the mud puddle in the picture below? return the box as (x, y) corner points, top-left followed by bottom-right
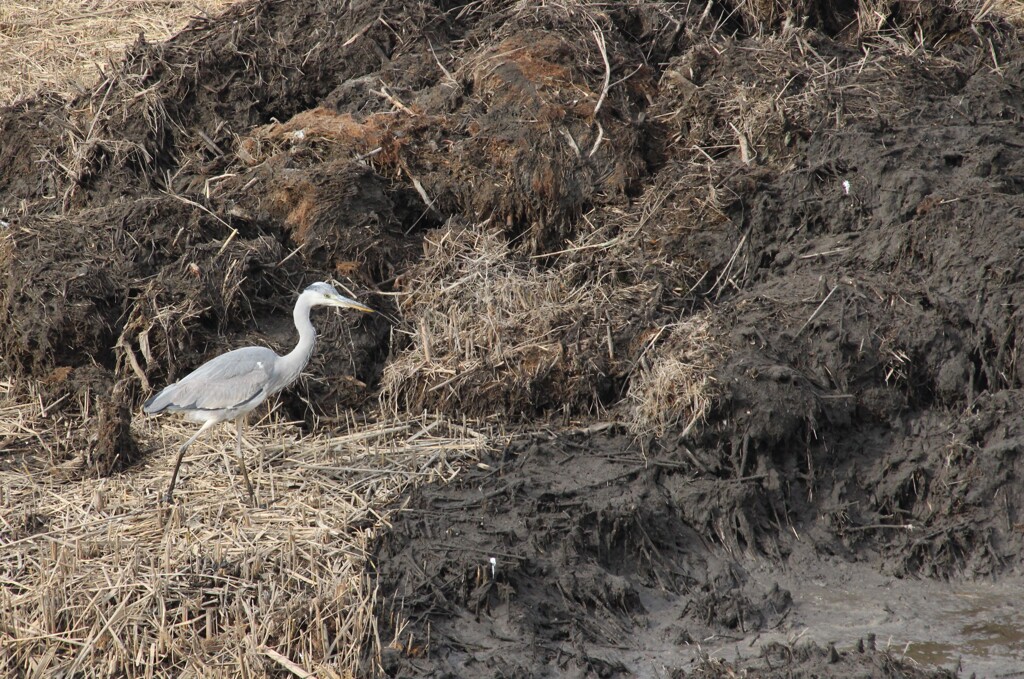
(605, 559), (1024, 675)
(743, 555), (1024, 676)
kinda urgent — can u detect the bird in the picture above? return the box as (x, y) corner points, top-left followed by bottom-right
(143, 281), (374, 504)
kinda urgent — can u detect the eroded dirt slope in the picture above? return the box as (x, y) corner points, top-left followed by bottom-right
(364, 3), (1024, 678)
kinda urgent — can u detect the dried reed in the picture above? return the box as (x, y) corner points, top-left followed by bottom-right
(0, 0), (242, 107)
(0, 378), (490, 676)
(625, 316), (721, 438)
(378, 223), (661, 421)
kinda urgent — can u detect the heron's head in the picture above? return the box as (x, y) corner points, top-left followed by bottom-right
(304, 282), (375, 313)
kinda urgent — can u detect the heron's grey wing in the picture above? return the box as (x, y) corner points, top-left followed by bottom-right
(144, 347), (279, 414)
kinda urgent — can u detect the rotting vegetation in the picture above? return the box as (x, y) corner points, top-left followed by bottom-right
(2, 0), (1024, 676)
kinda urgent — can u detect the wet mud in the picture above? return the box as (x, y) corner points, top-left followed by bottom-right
(2, 0), (1024, 676)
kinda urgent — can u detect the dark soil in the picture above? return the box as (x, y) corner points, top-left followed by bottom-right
(3, 0), (1024, 676)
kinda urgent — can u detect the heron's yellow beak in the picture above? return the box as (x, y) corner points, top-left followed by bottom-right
(332, 294), (375, 314)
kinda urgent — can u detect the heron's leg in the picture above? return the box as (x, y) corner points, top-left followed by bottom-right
(166, 419), (217, 503)
(234, 416), (256, 506)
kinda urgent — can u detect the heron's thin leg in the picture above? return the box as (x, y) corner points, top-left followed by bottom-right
(235, 416), (256, 506)
(166, 419), (217, 503)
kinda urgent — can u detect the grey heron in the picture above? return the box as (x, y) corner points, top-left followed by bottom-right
(143, 282), (374, 504)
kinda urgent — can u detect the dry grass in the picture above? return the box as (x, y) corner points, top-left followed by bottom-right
(734, 0), (1024, 32)
(0, 378), (491, 676)
(625, 316), (721, 438)
(378, 223), (663, 421)
(0, 0), (242, 107)
(989, 0), (1024, 25)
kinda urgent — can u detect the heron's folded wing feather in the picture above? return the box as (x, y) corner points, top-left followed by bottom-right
(145, 347), (278, 414)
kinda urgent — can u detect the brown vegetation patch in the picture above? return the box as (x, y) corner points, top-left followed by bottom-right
(0, 0), (243, 108)
(379, 225), (655, 419)
(0, 382), (488, 677)
(625, 315), (720, 437)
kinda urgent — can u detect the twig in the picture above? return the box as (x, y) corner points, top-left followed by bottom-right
(409, 176), (438, 216)
(711, 230), (748, 300)
(988, 38), (1002, 75)
(261, 647), (314, 678)
(39, 393), (69, 418)
(730, 122), (753, 164)
(117, 337), (150, 391)
(843, 523), (915, 532)
(196, 129), (223, 156)
(559, 128), (581, 157)
(590, 27), (611, 157)
(275, 243), (306, 267)
(591, 29), (611, 116)
(529, 237), (618, 259)
(342, 19), (375, 47)
(589, 122), (605, 158)
(354, 146), (383, 162)
(796, 284), (839, 337)
(428, 40), (457, 85)
(373, 82), (415, 115)
(161, 190), (233, 230)
(605, 318), (614, 361)
(799, 247), (850, 259)
(428, 371), (466, 393)
(215, 227), (238, 258)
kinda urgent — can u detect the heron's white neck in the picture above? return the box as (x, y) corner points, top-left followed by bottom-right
(279, 291), (318, 385)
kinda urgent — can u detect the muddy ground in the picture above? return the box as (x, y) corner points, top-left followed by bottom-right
(2, 0), (1024, 676)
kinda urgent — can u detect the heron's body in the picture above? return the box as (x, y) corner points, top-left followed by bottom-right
(144, 282), (374, 503)
(145, 346), (280, 422)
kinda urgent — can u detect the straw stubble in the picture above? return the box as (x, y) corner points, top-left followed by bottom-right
(0, 379), (489, 676)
